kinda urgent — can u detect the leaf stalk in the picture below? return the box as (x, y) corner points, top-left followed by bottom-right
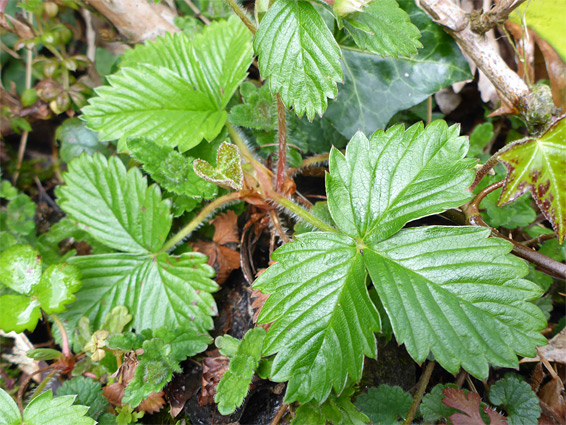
(269, 191), (337, 234)
(403, 361), (435, 425)
(225, 0), (257, 34)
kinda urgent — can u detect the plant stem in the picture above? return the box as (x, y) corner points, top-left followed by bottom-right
(275, 94), (287, 193)
(269, 191), (337, 233)
(30, 369), (57, 401)
(183, 0), (211, 25)
(426, 96), (433, 125)
(403, 361), (435, 425)
(226, 123), (262, 167)
(50, 314), (71, 358)
(522, 233), (556, 247)
(160, 191), (241, 253)
(469, 147), (504, 191)
(469, 0), (528, 35)
(225, 0), (257, 34)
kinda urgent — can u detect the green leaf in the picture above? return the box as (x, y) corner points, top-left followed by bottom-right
(254, 0), (343, 119)
(0, 180), (18, 200)
(294, 201), (336, 235)
(489, 376), (541, 425)
(354, 385), (412, 424)
(482, 190), (536, 230)
(153, 326), (212, 362)
(292, 390), (369, 425)
(0, 245), (42, 295)
(420, 383), (459, 423)
(343, 0), (421, 57)
(364, 226), (547, 379)
(82, 65), (225, 153)
(36, 263), (82, 314)
(468, 122), (494, 158)
(194, 141), (244, 190)
(6, 195), (36, 237)
(123, 338), (181, 407)
(215, 327), (266, 415)
(215, 334), (240, 358)
(26, 348), (63, 361)
(23, 390), (95, 425)
(0, 388), (21, 425)
(63, 252), (217, 333)
(121, 16), (252, 110)
(101, 305), (132, 334)
(325, 0), (471, 137)
(0, 295), (41, 333)
(57, 153), (172, 254)
(254, 232), (380, 403)
(127, 138), (218, 200)
(56, 118), (111, 163)
(228, 82), (277, 130)
(56, 376), (109, 421)
(498, 116), (566, 243)
(326, 122), (474, 243)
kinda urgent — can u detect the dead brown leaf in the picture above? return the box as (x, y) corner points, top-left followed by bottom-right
(533, 34), (566, 110)
(442, 387), (508, 425)
(199, 349), (229, 407)
(137, 392), (166, 414)
(521, 329), (566, 365)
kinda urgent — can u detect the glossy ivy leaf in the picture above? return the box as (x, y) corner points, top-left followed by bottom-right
(343, 0), (421, 57)
(36, 263), (82, 314)
(354, 385), (412, 424)
(0, 244), (42, 295)
(326, 122), (474, 243)
(128, 138), (218, 200)
(325, 0), (471, 138)
(364, 226), (547, 379)
(498, 116), (566, 243)
(123, 338), (181, 407)
(0, 295), (41, 333)
(194, 142), (243, 191)
(2, 389), (95, 425)
(489, 376), (541, 425)
(254, 232), (381, 403)
(215, 327), (266, 415)
(57, 153), (172, 254)
(254, 0), (343, 119)
(292, 388), (369, 425)
(56, 117), (111, 163)
(84, 17), (252, 152)
(56, 376), (108, 421)
(63, 252), (217, 333)
(121, 16), (252, 111)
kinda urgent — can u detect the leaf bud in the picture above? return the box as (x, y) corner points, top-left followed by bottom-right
(334, 0), (372, 16)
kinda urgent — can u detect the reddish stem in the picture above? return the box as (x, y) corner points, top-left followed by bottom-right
(275, 94), (287, 193)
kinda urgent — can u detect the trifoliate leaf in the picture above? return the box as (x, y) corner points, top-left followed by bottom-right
(343, 0), (421, 57)
(194, 142), (243, 191)
(56, 376), (109, 421)
(57, 153), (172, 254)
(127, 138), (217, 200)
(354, 385), (412, 424)
(56, 117), (111, 163)
(22, 390), (95, 425)
(63, 252), (217, 334)
(254, 0), (343, 119)
(325, 0), (471, 137)
(121, 16), (252, 111)
(0, 387), (20, 425)
(489, 376), (541, 425)
(215, 334), (240, 358)
(254, 232), (381, 403)
(364, 226), (547, 379)
(123, 338), (181, 407)
(153, 326), (212, 362)
(420, 383), (459, 423)
(36, 263), (82, 314)
(0, 245), (42, 295)
(326, 122), (474, 243)
(498, 116), (566, 243)
(82, 65), (225, 152)
(292, 390), (369, 425)
(228, 82), (277, 130)
(215, 327), (266, 415)
(0, 295), (41, 333)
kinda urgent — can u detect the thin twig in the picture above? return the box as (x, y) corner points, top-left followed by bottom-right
(426, 96), (433, 125)
(455, 369), (467, 388)
(470, 0), (528, 35)
(269, 209), (290, 243)
(522, 233), (556, 247)
(403, 361), (435, 425)
(183, 0), (211, 25)
(225, 0), (257, 34)
(275, 94), (287, 193)
(270, 402), (288, 425)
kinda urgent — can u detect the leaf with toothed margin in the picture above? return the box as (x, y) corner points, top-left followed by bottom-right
(498, 116), (566, 243)
(364, 226), (547, 380)
(61, 252), (218, 334)
(254, 232), (381, 404)
(194, 142), (243, 191)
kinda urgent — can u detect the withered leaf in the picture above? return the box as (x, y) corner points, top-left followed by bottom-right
(199, 349), (229, 407)
(442, 387), (507, 425)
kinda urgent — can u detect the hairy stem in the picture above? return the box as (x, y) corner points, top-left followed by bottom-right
(275, 93), (287, 192)
(225, 0), (257, 34)
(30, 369), (57, 401)
(50, 314), (71, 358)
(160, 191), (241, 253)
(269, 191), (337, 233)
(469, 152), (500, 192)
(226, 122), (263, 168)
(403, 361), (436, 425)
